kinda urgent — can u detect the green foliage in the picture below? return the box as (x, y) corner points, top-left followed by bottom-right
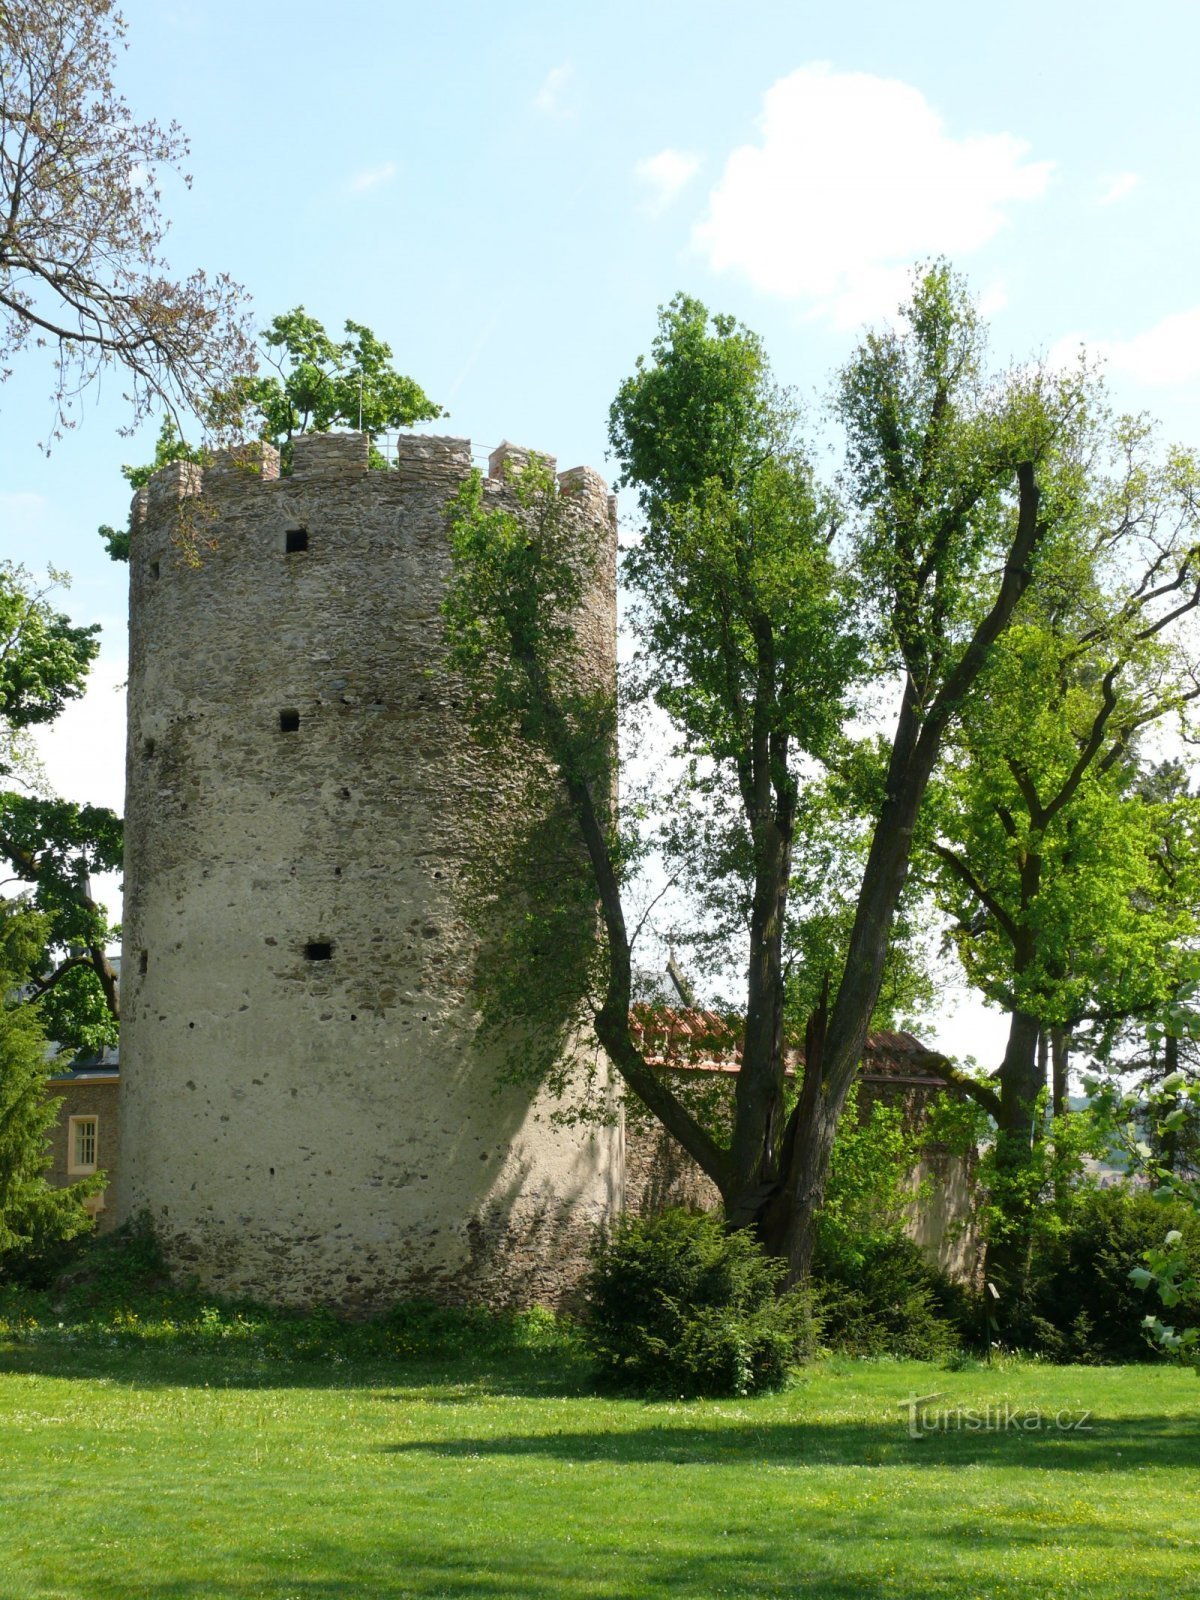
(102, 311), (445, 562)
(0, 919), (100, 1283)
(784, 744), (940, 1035)
(120, 414), (205, 491)
(583, 1210), (818, 1396)
(611, 293), (855, 777)
(443, 457), (615, 1100)
(0, 565), (99, 737)
(814, 1236), (965, 1360)
(446, 458), (612, 778)
(836, 263), (1068, 692)
(922, 1086), (994, 1156)
(809, 1087), (967, 1359)
(445, 267), (1105, 1276)
(0, 793), (122, 1054)
(1024, 1187), (1200, 1363)
(815, 1090), (925, 1276)
(1124, 1070), (1200, 1366)
(917, 399), (1200, 1313)
(0, 566), (120, 1056)
(225, 307), (442, 468)
(972, 1096), (1119, 1297)
(930, 618), (1200, 1038)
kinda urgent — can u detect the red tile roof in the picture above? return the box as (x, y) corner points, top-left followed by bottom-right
(628, 1004), (943, 1084)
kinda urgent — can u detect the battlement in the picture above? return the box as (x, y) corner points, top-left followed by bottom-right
(132, 431), (611, 525)
(291, 431), (370, 477)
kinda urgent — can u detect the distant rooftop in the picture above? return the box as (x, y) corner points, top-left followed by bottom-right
(629, 1004), (943, 1085)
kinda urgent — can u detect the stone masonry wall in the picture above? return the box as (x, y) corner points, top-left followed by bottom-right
(115, 432), (622, 1310)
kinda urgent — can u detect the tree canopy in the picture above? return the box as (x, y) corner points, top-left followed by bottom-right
(0, 564), (121, 1054)
(445, 266), (1090, 1284)
(214, 307), (442, 468)
(0, 0), (254, 438)
(919, 413), (1200, 1311)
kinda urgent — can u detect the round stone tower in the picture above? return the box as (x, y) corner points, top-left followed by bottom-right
(115, 430), (622, 1308)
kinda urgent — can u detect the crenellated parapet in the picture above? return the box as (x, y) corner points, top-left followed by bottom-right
(129, 430), (611, 533)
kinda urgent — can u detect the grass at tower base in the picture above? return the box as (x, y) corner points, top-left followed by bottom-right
(0, 1284), (1196, 1600)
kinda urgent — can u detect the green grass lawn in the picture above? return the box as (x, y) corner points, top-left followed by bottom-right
(1, 1318), (1197, 1600)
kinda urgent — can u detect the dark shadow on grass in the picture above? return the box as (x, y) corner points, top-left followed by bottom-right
(380, 1411), (1200, 1474)
(0, 1342), (592, 1396)
(44, 1567), (1005, 1600)
(63, 1570), (1007, 1600)
(48, 1515), (1200, 1600)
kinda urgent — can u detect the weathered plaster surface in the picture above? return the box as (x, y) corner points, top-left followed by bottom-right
(115, 431), (622, 1309)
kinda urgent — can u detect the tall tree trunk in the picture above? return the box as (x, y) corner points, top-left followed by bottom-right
(1159, 1032), (1181, 1174)
(771, 685), (937, 1285)
(1038, 1028), (1049, 1105)
(1050, 1026), (1069, 1120)
(983, 1006), (1043, 1323)
(728, 812), (794, 1226)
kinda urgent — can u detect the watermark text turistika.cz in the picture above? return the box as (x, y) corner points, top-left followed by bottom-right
(898, 1392), (1093, 1440)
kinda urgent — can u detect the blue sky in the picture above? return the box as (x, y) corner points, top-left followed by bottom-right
(4, 0), (1200, 1058)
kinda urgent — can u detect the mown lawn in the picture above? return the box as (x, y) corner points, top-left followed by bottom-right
(1, 1320), (1197, 1600)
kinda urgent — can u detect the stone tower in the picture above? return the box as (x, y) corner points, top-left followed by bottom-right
(115, 431), (622, 1308)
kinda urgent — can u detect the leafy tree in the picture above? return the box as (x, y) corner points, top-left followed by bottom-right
(0, 0), (253, 438)
(97, 415), (209, 560)
(1086, 764), (1200, 1181)
(813, 1087), (925, 1277)
(445, 268), (1086, 1284)
(217, 307), (442, 468)
(0, 907), (101, 1281)
(0, 564), (98, 749)
(0, 564), (120, 1053)
(925, 433), (1200, 1311)
(1129, 1068), (1200, 1369)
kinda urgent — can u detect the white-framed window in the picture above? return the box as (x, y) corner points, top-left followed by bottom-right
(67, 1115), (99, 1176)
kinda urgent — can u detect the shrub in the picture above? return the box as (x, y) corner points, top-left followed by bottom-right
(1022, 1186), (1200, 1363)
(816, 1092), (925, 1277)
(814, 1233), (966, 1359)
(583, 1209), (818, 1397)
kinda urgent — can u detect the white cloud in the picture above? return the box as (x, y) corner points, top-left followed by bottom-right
(1099, 171), (1140, 206)
(692, 63), (1053, 328)
(1051, 307), (1200, 387)
(635, 148), (702, 215)
(534, 63), (574, 117)
(346, 161), (397, 195)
